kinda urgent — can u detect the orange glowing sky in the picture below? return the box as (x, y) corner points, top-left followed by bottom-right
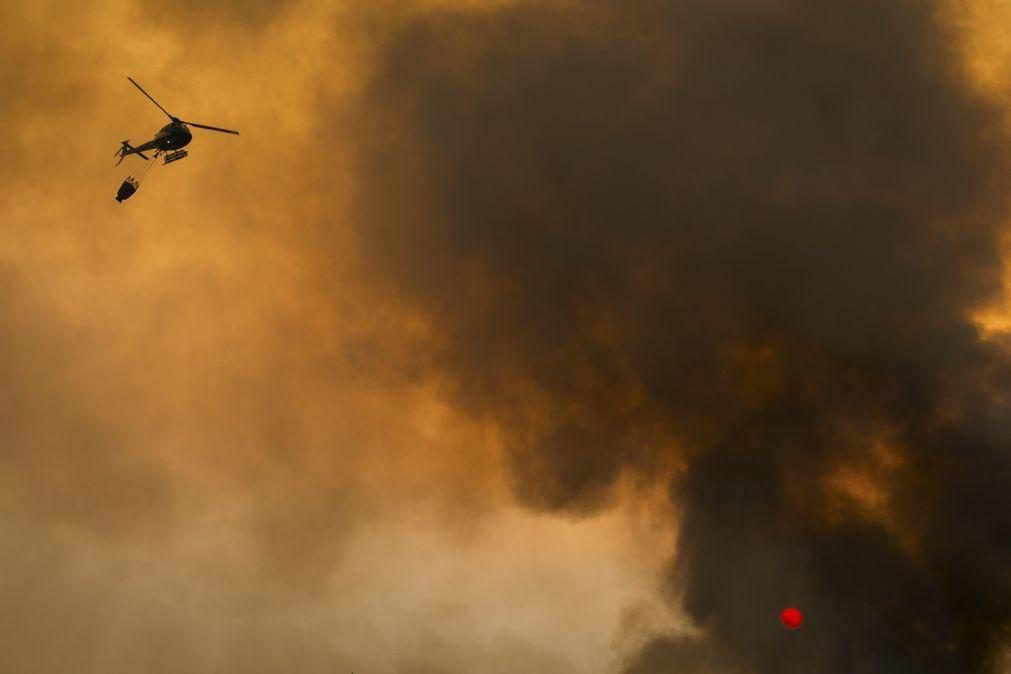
(0, 1), (1008, 673)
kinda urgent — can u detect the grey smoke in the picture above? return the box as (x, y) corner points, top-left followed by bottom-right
(349, 0), (1011, 671)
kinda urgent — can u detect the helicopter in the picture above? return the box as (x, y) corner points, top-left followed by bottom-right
(115, 76), (239, 166)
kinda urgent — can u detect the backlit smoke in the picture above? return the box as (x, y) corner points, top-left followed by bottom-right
(350, 0), (1011, 671)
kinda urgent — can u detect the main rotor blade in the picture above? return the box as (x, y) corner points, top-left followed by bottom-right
(184, 121), (240, 135)
(127, 76), (175, 121)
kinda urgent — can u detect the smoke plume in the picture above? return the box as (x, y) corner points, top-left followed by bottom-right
(350, 0), (1011, 671)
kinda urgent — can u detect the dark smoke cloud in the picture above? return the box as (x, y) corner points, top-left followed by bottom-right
(350, 0), (1011, 671)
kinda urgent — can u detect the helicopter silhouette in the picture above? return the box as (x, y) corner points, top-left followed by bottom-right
(115, 76), (239, 166)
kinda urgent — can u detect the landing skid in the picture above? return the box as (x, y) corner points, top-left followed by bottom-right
(163, 149), (189, 165)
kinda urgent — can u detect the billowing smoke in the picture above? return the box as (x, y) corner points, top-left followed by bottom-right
(350, 0), (1011, 671)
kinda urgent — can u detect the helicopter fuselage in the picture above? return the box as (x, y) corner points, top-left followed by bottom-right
(122, 121), (192, 158)
(153, 121), (192, 150)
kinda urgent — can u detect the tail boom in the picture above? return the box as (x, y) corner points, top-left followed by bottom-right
(115, 140), (150, 165)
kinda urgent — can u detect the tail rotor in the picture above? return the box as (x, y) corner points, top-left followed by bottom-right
(115, 140), (131, 165)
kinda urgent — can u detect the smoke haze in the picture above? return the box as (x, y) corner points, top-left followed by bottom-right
(0, 0), (1009, 672)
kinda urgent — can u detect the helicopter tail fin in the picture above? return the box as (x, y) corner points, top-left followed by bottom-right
(115, 141), (150, 165)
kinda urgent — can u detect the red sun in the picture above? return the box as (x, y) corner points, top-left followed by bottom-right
(780, 607), (803, 630)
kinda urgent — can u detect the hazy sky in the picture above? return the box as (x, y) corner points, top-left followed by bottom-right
(1, 1), (1009, 673)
